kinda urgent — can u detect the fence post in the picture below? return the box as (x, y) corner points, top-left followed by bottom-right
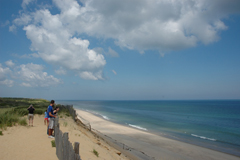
(63, 132), (69, 160)
(74, 142), (79, 154)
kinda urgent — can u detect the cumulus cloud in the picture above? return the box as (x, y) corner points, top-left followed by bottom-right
(0, 63), (62, 87)
(5, 60), (15, 68)
(55, 67), (66, 75)
(12, 0), (240, 75)
(0, 64), (13, 87)
(21, 0), (35, 9)
(16, 63), (62, 87)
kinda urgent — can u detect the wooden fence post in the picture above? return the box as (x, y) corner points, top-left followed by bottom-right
(63, 132), (69, 160)
(74, 142), (79, 154)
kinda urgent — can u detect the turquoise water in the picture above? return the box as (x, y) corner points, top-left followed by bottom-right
(56, 100), (240, 156)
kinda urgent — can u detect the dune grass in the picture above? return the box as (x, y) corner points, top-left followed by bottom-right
(51, 140), (56, 147)
(0, 97), (50, 130)
(93, 149), (99, 157)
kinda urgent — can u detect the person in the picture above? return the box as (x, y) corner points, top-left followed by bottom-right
(44, 110), (48, 125)
(47, 106), (60, 136)
(27, 104), (35, 126)
(47, 100), (56, 138)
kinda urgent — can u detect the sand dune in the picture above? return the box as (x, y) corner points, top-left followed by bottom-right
(0, 114), (130, 160)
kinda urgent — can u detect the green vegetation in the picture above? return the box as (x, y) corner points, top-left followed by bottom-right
(0, 97), (50, 130)
(18, 118), (27, 126)
(57, 106), (71, 117)
(93, 149), (99, 157)
(51, 140), (56, 147)
(63, 121), (68, 127)
(0, 131), (3, 136)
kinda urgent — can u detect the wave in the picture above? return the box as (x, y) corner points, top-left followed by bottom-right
(100, 114), (110, 120)
(85, 110), (110, 120)
(191, 134), (216, 141)
(128, 124), (148, 131)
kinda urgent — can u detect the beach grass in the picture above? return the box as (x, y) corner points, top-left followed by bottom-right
(58, 107), (71, 118)
(0, 130), (2, 135)
(0, 97), (50, 130)
(93, 149), (99, 157)
(51, 140), (56, 147)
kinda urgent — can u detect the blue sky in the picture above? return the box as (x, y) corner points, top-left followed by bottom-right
(0, 0), (240, 100)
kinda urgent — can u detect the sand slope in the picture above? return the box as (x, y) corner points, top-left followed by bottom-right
(0, 115), (130, 160)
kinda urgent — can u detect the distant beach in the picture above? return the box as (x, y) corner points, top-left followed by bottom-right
(76, 109), (240, 160)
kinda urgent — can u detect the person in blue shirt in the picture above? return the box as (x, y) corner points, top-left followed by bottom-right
(47, 100), (56, 138)
(44, 110), (48, 125)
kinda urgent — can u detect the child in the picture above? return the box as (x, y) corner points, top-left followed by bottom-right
(44, 110), (48, 125)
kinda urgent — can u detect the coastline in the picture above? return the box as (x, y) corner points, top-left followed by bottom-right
(76, 109), (240, 160)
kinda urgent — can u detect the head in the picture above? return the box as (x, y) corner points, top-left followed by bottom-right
(29, 104), (33, 108)
(50, 100), (55, 106)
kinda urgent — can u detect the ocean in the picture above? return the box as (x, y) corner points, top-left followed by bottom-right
(56, 100), (240, 157)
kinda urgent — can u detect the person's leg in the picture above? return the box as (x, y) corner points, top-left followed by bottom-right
(28, 114), (30, 126)
(48, 118), (54, 137)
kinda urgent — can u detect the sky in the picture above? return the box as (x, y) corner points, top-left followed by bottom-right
(0, 0), (240, 100)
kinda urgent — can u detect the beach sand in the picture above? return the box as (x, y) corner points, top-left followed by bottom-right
(76, 109), (240, 160)
(0, 114), (130, 160)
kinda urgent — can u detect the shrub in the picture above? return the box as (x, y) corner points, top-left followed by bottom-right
(0, 113), (19, 129)
(19, 118), (27, 126)
(0, 131), (3, 135)
(93, 149), (99, 157)
(51, 140), (56, 147)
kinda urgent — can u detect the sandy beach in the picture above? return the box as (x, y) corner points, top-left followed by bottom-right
(76, 109), (240, 160)
(0, 114), (130, 160)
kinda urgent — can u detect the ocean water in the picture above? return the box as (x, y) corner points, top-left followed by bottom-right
(56, 100), (240, 156)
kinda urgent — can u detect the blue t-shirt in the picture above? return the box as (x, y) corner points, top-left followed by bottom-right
(44, 111), (48, 118)
(47, 105), (54, 118)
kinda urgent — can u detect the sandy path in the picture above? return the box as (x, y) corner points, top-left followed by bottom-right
(76, 109), (240, 160)
(0, 115), (58, 160)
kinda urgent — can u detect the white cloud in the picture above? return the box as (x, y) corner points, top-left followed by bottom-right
(12, 8), (106, 80)
(55, 0), (238, 52)
(5, 60), (15, 68)
(112, 70), (117, 75)
(9, 25), (17, 32)
(55, 67), (66, 75)
(12, 0), (240, 74)
(22, 0), (35, 9)
(16, 63), (62, 87)
(0, 64), (13, 87)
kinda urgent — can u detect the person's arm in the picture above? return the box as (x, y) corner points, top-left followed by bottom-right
(49, 112), (56, 118)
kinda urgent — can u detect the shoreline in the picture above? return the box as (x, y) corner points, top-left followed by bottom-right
(76, 109), (240, 160)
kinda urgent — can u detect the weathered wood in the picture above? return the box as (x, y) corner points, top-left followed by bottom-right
(63, 132), (69, 160)
(58, 130), (63, 160)
(55, 105), (82, 160)
(74, 142), (79, 154)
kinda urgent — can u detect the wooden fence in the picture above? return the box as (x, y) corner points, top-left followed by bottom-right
(58, 105), (76, 121)
(54, 117), (82, 160)
(58, 104), (91, 130)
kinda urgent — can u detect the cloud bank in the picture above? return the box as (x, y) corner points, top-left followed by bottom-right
(11, 0), (240, 80)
